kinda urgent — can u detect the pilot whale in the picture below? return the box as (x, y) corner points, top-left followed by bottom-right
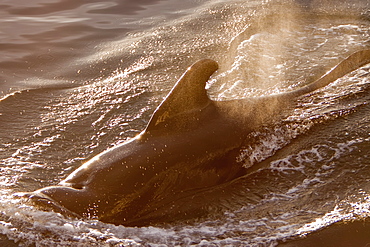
(27, 50), (370, 226)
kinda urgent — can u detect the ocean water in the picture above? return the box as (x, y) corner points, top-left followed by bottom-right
(0, 0), (370, 246)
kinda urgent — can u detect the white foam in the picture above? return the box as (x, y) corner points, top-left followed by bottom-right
(238, 122), (313, 169)
(297, 191), (370, 235)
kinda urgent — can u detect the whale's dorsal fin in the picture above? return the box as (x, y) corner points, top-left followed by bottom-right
(145, 59), (218, 134)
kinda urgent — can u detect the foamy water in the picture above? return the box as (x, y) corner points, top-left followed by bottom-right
(0, 0), (370, 246)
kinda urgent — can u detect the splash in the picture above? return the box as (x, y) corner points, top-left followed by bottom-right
(297, 190), (370, 236)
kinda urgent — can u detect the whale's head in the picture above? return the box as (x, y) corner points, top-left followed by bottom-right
(27, 132), (201, 225)
(27, 135), (153, 221)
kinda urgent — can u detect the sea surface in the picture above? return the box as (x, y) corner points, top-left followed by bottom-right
(0, 0), (370, 246)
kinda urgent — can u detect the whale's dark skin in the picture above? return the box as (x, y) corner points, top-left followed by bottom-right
(27, 50), (370, 226)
